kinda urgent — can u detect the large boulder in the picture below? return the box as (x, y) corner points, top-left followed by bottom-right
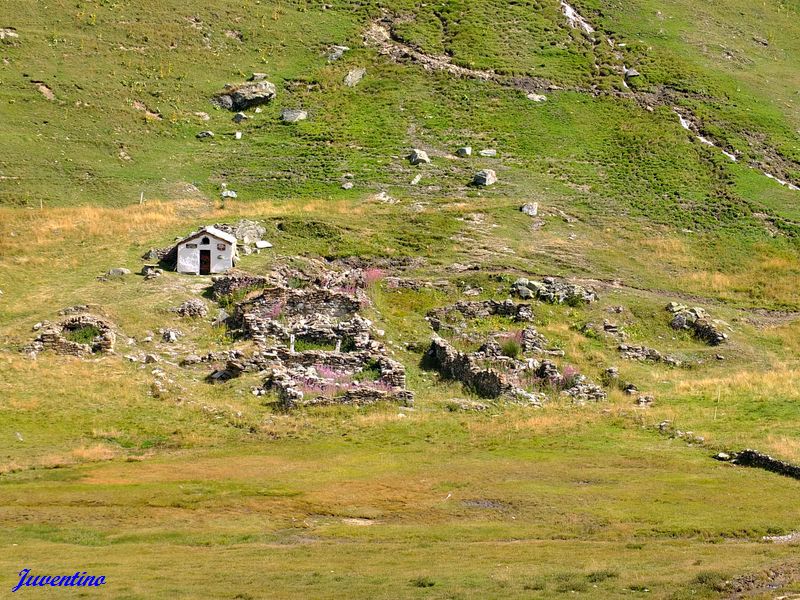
(281, 108), (308, 123)
(473, 169), (497, 186)
(343, 68), (366, 87)
(407, 149), (431, 165)
(214, 219), (266, 245)
(212, 80), (277, 111)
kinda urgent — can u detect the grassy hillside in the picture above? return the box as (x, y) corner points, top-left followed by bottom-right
(2, 0), (800, 598)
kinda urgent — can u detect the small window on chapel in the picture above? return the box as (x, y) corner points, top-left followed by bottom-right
(217, 243), (226, 251)
(201, 237), (210, 245)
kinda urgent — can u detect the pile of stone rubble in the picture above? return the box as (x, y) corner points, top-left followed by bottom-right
(511, 277), (598, 305)
(666, 302), (728, 345)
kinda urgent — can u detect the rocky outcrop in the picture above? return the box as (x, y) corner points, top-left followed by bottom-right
(666, 303), (728, 345)
(212, 80), (277, 111)
(618, 344), (682, 366)
(512, 277), (597, 304)
(214, 219), (267, 246)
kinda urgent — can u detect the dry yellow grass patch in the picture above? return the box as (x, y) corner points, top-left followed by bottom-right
(72, 443), (118, 462)
(352, 412), (411, 427)
(764, 436), (800, 462)
(674, 367), (800, 400)
(38, 453), (74, 469)
(0, 201), (193, 248)
(465, 408), (601, 437)
(684, 271), (735, 293)
(91, 428), (125, 440)
(639, 237), (693, 266)
(0, 198), (361, 256)
(0, 461), (24, 476)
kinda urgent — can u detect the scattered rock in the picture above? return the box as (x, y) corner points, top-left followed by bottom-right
(618, 344), (681, 366)
(526, 93), (547, 102)
(473, 169), (497, 186)
(410, 173), (422, 185)
(478, 149), (497, 157)
(521, 202), (539, 217)
(194, 111), (210, 121)
(0, 27), (19, 42)
(235, 131), (242, 140)
(249, 72), (268, 81)
(666, 302), (728, 345)
(141, 265), (163, 280)
(212, 80), (277, 111)
(371, 191), (396, 204)
(280, 108), (307, 123)
(182, 354), (202, 366)
(196, 130), (214, 139)
(554, 208), (577, 223)
(407, 149), (431, 165)
(107, 267), (131, 277)
(33, 81), (55, 101)
(144, 353), (160, 364)
(341, 181), (354, 190)
(456, 146), (472, 157)
(255, 240), (273, 249)
(343, 68), (366, 87)
(213, 309), (230, 327)
(328, 45), (349, 62)
(161, 328), (182, 343)
(174, 298), (208, 318)
(635, 395), (654, 407)
(714, 452), (731, 461)
(232, 112), (248, 123)
(221, 189), (238, 199)
(623, 66), (640, 79)
(511, 277), (597, 305)
(133, 100), (162, 120)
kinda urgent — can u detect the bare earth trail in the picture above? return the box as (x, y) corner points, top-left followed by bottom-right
(364, 6), (800, 191)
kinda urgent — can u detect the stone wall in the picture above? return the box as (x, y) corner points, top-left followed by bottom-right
(425, 335), (524, 400)
(210, 270), (270, 300)
(732, 450), (800, 480)
(24, 314), (116, 357)
(424, 335), (605, 404)
(427, 300), (533, 332)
